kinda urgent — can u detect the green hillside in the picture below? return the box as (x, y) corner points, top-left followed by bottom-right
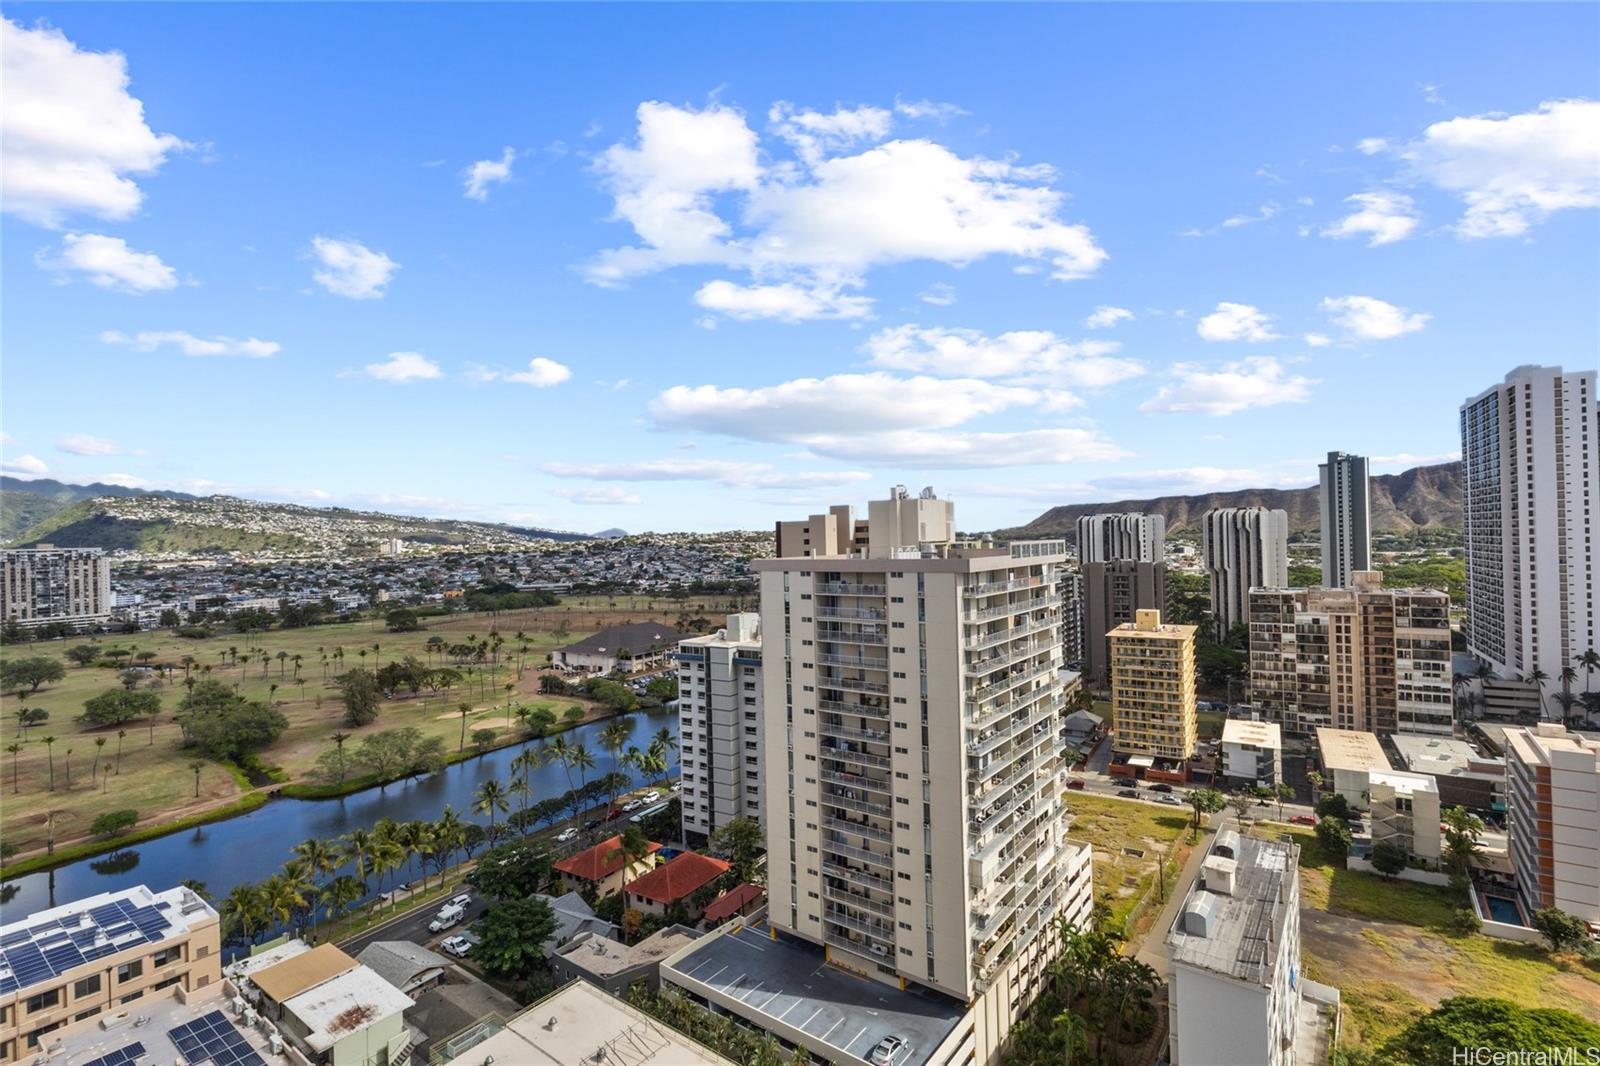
(12, 500), (310, 554)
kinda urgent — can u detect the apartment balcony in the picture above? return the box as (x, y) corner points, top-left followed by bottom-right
(963, 613), (1058, 652)
(822, 858), (896, 894)
(821, 743), (893, 771)
(816, 581), (887, 596)
(822, 815), (894, 844)
(819, 673), (890, 695)
(962, 593), (1062, 624)
(967, 660), (1056, 706)
(821, 834), (895, 870)
(823, 929), (896, 964)
(818, 698), (891, 720)
(816, 651), (890, 671)
(967, 696), (1057, 757)
(968, 576), (1045, 597)
(970, 781), (1036, 832)
(814, 606), (888, 622)
(821, 788), (892, 818)
(817, 625), (889, 646)
(823, 880), (896, 919)
(820, 768), (893, 794)
(970, 733), (1051, 797)
(967, 639), (1054, 678)
(824, 906), (896, 940)
(819, 719), (891, 744)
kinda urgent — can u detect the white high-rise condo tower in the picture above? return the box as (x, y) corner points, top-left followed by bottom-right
(1075, 513), (1166, 564)
(1460, 365), (1598, 713)
(1202, 507), (1289, 638)
(754, 487), (1093, 1063)
(1318, 452), (1371, 588)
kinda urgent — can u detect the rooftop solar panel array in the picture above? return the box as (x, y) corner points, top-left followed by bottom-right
(80, 1041), (147, 1066)
(0, 897), (175, 997)
(168, 1009), (268, 1066)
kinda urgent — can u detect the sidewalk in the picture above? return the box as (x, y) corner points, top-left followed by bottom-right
(1133, 811), (1223, 981)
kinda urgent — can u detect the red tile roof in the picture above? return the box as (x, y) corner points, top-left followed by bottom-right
(701, 882), (764, 923)
(625, 851), (731, 904)
(553, 835), (661, 882)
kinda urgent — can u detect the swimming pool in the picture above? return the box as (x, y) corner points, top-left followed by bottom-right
(1485, 894), (1523, 925)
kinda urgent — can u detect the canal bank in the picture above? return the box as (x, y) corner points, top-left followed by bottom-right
(0, 705), (678, 921)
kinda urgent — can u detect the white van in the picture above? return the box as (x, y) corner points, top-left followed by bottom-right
(429, 903), (466, 933)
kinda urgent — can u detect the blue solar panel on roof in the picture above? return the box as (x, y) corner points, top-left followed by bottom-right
(168, 1010), (265, 1066)
(80, 1040), (148, 1066)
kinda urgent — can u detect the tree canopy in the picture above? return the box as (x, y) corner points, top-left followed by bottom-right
(470, 896), (558, 981)
(82, 688), (161, 727)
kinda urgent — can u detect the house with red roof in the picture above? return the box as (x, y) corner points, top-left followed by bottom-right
(624, 851), (732, 919)
(553, 834), (662, 897)
(701, 883), (765, 928)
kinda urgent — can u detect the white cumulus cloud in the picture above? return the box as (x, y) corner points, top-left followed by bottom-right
(1321, 295), (1430, 340)
(309, 236), (399, 299)
(585, 100), (1107, 301)
(1, 454), (49, 476)
(100, 329), (280, 357)
(864, 324), (1144, 389)
(1320, 191), (1419, 247)
(362, 352), (441, 382)
(1084, 306), (1133, 329)
(1196, 302), (1278, 342)
(463, 147), (516, 201)
(37, 233), (178, 292)
(56, 433), (130, 456)
(1, 18), (186, 227)
(1141, 357), (1317, 416)
(505, 357), (572, 387)
(1400, 98), (1600, 238)
(695, 278), (873, 322)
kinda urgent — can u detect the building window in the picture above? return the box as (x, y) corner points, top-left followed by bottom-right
(25, 989), (60, 1014)
(73, 975), (101, 999)
(74, 1007), (102, 1022)
(115, 960), (143, 983)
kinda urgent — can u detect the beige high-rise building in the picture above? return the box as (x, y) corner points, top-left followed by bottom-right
(674, 612), (764, 847)
(1202, 507), (1289, 639)
(753, 488), (1092, 1065)
(1, 545), (111, 631)
(1108, 609), (1197, 766)
(1248, 572), (1453, 736)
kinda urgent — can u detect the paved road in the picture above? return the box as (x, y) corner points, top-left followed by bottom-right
(341, 887), (488, 957)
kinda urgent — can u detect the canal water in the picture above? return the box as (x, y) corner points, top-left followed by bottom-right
(0, 707), (679, 921)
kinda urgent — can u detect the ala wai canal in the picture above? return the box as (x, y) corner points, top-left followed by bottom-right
(0, 706), (679, 921)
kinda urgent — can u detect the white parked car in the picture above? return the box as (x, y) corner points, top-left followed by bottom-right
(447, 893), (472, 910)
(622, 799), (642, 812)
(429, 903), (466, 933)
(669, 782), (682, 793)
(556, 827), (579, 843)
(439, 935), (473, 958)
(642, 790), (661, 803)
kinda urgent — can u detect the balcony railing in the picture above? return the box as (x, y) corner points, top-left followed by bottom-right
(822, 835), (895, 869)
(819, 720), (891, 744)
(821, 789), (891, 818)
(818, 673), (890, 695)
(824, 907), (896, 939)
(821, 744), (893, 771)
(822, 930), (895, 962)
(968, 660), (1056, 705)
(816, 581), (887, 596)
(962, 593), (1062, 623)
(817, 625), (889, 645)
(816, 652), (890, 671)
(817, 698), (890, 719)
(823, 815), (893, 844)
(821, 769), (892, 794)
(964, 613), (1058, 652)
(823, 880), (896, 918)
(822, 859), (895, 894)
(968, 577), (1044, 597)
(814, 606), (887, 622)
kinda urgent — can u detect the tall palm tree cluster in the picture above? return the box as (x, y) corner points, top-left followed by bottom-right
(1005, 910), (1161, 1065)
(218, 810), (477, 945)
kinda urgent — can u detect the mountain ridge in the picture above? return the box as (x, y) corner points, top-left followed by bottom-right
(1002, 461), (1463, 540)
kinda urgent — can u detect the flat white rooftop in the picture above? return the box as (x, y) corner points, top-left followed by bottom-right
(439, 979), (732, 1065)
(1315, 727), (1390, 774)
(1222, 718), (1282, 750)
(283, 965), (414, 1052)
(1369, 769), (1438, 795)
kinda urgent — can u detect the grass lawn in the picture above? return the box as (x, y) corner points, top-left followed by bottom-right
(1195, 709), (1226, 741)
(1255, 823), (1600, 1051)
(1064, 792), (1192, 939)
(0, 600), (707, 860)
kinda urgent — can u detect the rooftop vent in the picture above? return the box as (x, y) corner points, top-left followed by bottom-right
(1201, 855), (1238, 896)
(1181, 891), (1219, 937)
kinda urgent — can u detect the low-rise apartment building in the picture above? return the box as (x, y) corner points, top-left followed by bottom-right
(1219, 718), (1283, 788)
(1314, 727), (1391, 810)
(1505, 724), (1600, 925)
(1390, 733), (1507, 814)
(1368, 769), (1442, 865)
(675, 613), (764, 847)
(1166, 829), (1338, 1066)
(0, 884), (221, 1064)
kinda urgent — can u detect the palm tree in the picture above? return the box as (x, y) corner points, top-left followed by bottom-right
(457, 702), (472, 752)
(221, 883), (265, 945)
(342, 827), (376, 890)
(1528, 668), (1551, 721)
(323, 875), (364, 922)
(43, 736), (55, 791)
(434, 805), (466, 873)
(567, 744), (596, 825)
(293, 838), (340, 930)
(599, 719), (633, 809)
(1579, 649), (1600, 708)
(5, 742), (21, 793)
(277, 651), (289, 677)
(12, 708), (30, 740)
(651, 727), (678, 787)
(371, 837), (406, 912)
(115, 729), (127, 774)
(188, 759), (204, 797)
(549, 736), (577, 802)
(91, 737), (107, 783)
(260, 873), (307, 934)
(475, 779), (510, 836)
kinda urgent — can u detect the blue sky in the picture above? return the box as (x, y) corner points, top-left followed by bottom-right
(3, 3), (1597, 533)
